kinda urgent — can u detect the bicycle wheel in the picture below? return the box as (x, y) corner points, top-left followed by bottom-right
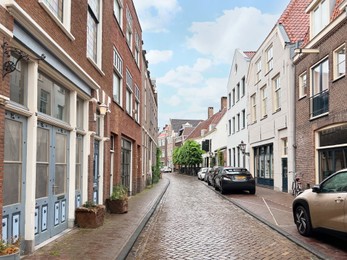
(291, 181), (296, 196)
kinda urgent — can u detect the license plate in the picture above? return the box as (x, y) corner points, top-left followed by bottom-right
(235, 176), (246, 180)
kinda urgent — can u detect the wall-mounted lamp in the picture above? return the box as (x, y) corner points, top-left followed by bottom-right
(238, 141), (250, 156)
(294, 48), (319, 54)
(2, 39), (45, 78)
(99, 103), (108, 116)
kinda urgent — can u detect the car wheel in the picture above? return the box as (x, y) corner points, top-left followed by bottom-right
(207, 180), (211, 186)
(249, 188), (256, 194)
(294, 205), (312, 236)
(220, 183), (225, 194)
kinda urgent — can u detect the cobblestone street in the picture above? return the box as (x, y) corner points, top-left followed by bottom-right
(127, 173), (318, 260)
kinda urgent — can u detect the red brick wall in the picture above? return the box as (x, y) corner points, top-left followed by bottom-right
(295, 19), (347, 187)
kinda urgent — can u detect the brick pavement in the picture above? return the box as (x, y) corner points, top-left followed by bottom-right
(22, 172), (347, 260)
(127, 173), (320, 260)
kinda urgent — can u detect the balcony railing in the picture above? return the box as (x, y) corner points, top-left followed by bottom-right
(310, 89), (329, 118)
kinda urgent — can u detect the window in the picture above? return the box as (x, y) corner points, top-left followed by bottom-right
(87, 0), (101, 65)
(312, 0), (329, 37)
(37, 72), (70, 122)
(236, 83), (240, 102)
(311, 59), (329, 117)
(75, 135), (83, 192)
(126, 69), (133, 114)
(282, 138), (288, 156)
(114, 0), (123, 27)
(241, 77), (245, 97)
(237, 113), (240, 132)
(299, 72), (307, 98)
(135, 31), (140, 65)
(42, 0), (63, 22)
(266, 45), (273, 72)
(113, 73), (122, 105)
(334, 44), (346, 79)
(261, 85), (267, 118)
(242, 109), (246, 129)
(232, 88), (235, 106)
(134, 85), (140, 122)
(251, 94), (256, 123)
(272, 75), (281, 112)
(10, 54), (28, 106)
(126, 7), (133, 49)
(232, 117), (235, 134)
(4, 118), (23, 206)
(256, 58), (261, 83)
(228, 93), (231, 109)
(76, 98), (84, 130)
(228, 120), (231, 135)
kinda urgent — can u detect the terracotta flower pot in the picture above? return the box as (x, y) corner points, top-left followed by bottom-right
(75, 205), (106, 228)
(106, 198), (128, 214)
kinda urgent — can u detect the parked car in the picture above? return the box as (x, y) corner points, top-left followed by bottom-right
(207, 166), (220, 187)
(197, 167), (209, 180)
(214, 167), (256, 194)
(292, 169), (347, 237)
(161, 166), (172, 173)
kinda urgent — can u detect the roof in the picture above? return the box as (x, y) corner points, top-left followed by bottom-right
(187, 108), (227, 140)
(170, 119), (203, 133)
(277, 0), (311, 43)
(243, 51), (256, 59)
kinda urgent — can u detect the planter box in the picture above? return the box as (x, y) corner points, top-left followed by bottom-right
(75, 205), (106, 228)
(106, 198), (128, 214)
(0, 251), (20, 260)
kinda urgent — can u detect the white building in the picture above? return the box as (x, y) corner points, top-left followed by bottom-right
(227, 49), (254, 170)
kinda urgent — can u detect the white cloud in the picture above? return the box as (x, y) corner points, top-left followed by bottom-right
(146, 50), (173, 65)
(186, 7), (279, 64)
(133, 0), (181, 32)
(158, 58), (212, 88)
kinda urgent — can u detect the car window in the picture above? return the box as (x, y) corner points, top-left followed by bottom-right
(321, 171), (347, 193)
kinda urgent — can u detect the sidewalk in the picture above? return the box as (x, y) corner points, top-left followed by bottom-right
(22, 178), (170, 260)
(22, 175), (347, 260)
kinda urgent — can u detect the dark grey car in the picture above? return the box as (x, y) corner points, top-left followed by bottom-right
(214, 167), (256, 194)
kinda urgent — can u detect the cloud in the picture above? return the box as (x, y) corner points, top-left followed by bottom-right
(158, 58), (212, 88)
(186, 7), (279, 64)
(146, 50), (173, 65)
(133, 0), (181, 32)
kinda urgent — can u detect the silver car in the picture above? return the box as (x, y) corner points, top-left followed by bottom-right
(293, 169), (347, 236)
(197, 167), (209, 180)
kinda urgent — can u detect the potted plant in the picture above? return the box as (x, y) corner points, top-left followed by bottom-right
(106, 184), (128, 214)
(0, 238), (20, 260)
(75, 201), (106, 228)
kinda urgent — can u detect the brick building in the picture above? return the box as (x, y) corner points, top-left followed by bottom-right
(0, 0), (152, 253)
(294, 0), (347, 188)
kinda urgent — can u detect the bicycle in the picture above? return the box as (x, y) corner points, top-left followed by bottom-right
(291, 172), (302, 197)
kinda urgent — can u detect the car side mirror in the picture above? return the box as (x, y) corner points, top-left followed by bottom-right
(312, 185), (321, 193)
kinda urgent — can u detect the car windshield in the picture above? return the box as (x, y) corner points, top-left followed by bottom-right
(225, 169), (250, 175)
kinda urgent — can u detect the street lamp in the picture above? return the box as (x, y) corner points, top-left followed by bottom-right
(238, 141), (249, 156)
(99, 103), (108, 116)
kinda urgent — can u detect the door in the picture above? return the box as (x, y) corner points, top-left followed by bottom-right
(75, 134), (83, 208)
(121, 139), (131, 190)
(282, 158), (288, 192)
(2, 112), (26, 244)
(35, 122), (69, 245)
(93, 140), (100, 204)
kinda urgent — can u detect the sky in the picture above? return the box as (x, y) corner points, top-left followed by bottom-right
(133, 0), (290, 129)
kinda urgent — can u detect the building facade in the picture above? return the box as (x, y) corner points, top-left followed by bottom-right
(227, 49), (254, 170)
(294, 0), (347, 188)
(0, 0), (152, 253)
(247, 0), (310, 192)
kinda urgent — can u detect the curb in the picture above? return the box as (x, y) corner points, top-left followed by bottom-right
(116, 178), (170, 260)
(209, 185), (329, 260)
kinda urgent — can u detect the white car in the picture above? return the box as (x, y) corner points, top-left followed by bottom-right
(198, 167), (209, 180)
(161, 166), (172, 173)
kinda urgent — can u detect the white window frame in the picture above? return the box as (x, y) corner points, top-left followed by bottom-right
(311, 0), (329, 37)
(251, 94), (257, 123)
(39, 0), (73, 39)
(126, 6), (133, 50)
(261, 85), (267, 118)
(272, 74), (281, 112)
(299, 72), (307, 98)
(333, 44), (346, 80)
(256, 58), (262, 83)
(266, 45), (273, 73)
(126, 69), (133, 115)
(113, 0), (123, 28)
(87, 0), (103, 68)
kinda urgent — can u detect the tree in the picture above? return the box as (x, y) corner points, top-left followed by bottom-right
(174, 140), (203, 175)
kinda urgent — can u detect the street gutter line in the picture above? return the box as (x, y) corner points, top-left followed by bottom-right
(262, 197), (278, 226)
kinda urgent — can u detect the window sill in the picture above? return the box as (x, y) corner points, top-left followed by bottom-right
(87, 57), (105, 76)
(309, 112), (329, 121)
(298, 94), (307, 100)
(272, 108), (281, 114)
(332, 74), (345, 83)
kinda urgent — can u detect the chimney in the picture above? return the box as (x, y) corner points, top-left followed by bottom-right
(208, 107), (214, 119)
(221, 96), (227, 110)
